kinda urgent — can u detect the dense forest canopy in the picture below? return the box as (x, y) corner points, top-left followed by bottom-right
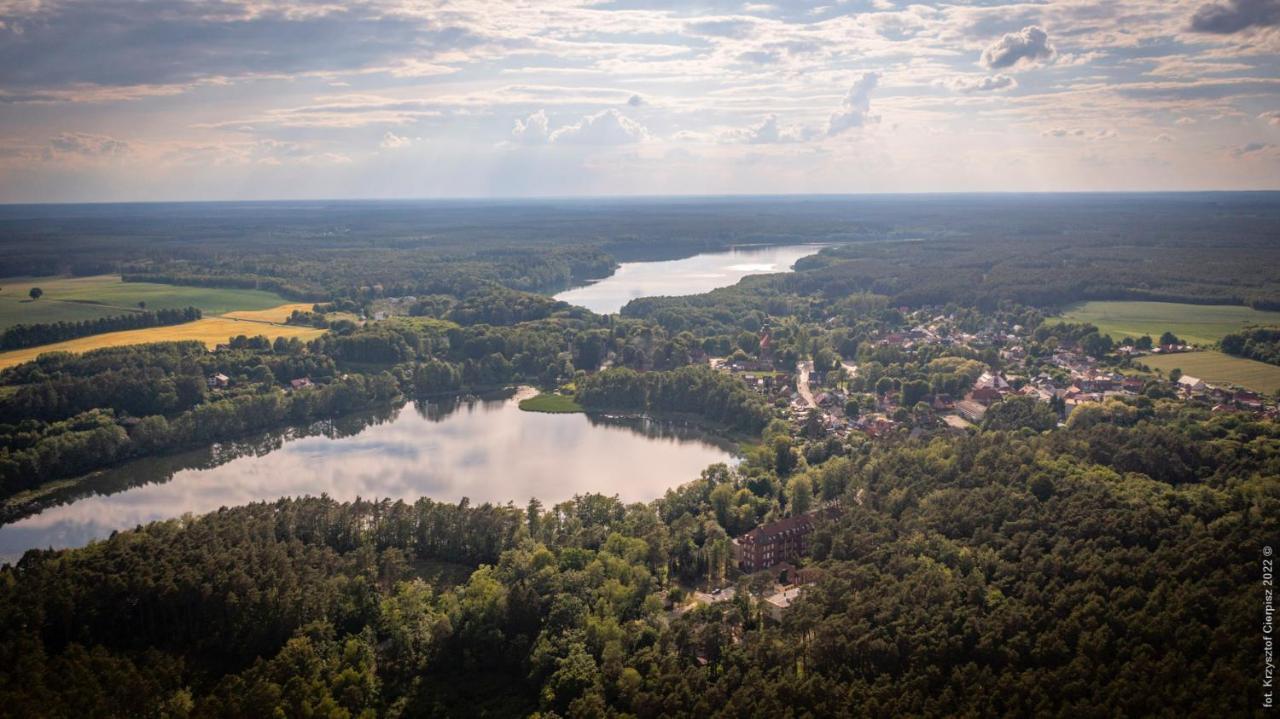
(0, 403), (1274, 717)
(3, 194), (1278, 308)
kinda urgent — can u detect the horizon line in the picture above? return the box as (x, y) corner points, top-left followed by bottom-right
(4, 188), (1280, 207)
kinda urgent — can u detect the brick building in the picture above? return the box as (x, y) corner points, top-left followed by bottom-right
(732, 507), (840, 573)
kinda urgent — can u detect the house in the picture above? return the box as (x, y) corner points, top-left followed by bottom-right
(290, 377), (314, 390)
(732, 508), (841, 573)
(1177, 375), (1207, 393)
(763, 586), (804, 622)
(207, 373), (230, 389)
(974, 371), (1011, 392)
(969, 387), (1004, 406)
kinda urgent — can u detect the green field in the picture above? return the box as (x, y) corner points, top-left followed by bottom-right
(1142, 350), (1280, 394)
(518, 393), (584, 413)
(0, 275), (291, 331)
(1056, 301), (1280, 347)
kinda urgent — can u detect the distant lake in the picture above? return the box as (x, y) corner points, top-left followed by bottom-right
(0, 390), (736, 563)
(556, 244), (824, 315)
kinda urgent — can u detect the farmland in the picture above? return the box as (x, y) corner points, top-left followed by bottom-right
(221, 303), (315, 323)
(0, 316), (324, 370)
(0, 275), (291, 331)
(1056, 301), (1280, 347)
(1141, 350), (1280, 394)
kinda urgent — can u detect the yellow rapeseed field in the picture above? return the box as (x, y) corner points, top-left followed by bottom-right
(0, 313), (324, 370)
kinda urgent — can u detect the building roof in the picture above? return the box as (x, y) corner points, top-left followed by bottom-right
(764, 586), (803, 611)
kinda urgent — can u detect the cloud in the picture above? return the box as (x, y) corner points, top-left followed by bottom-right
(44, 132), (130, 158)
(722, 115), (816, 144)
(379, 132), (415, 149)
(948, 74), (1016, 93)
(980, 26), (1055, 70)
(549, 109), (650, 145)
(0, 1), (480, 89)
(1230, 141), (1277, 157)
(627, 94), (645, 107)
(511, 111), (551, 144)
(827, 73), (880, 137)
(1260, 111), (1280, 126)
(1042, 128), (1117, 141)
(1190, 0), (1280, 33)
(1154, 133), (1176, 143)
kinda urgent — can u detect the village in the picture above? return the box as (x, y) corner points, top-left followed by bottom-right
(711, 309), (1277, 447)
(679, 309), (1277, 624)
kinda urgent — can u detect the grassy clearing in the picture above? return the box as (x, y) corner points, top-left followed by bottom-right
(0, 317), (324, 370)
(0, 275), (290, 331)
(1141, 350), (1280, 394)
(1056, 301), (1280, 347)
(518, 393), (584, 413)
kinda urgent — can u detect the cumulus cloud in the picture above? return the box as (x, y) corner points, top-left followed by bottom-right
(948, 74), (1016, 93)
(379, 131), (415, 149)
(722, 115), (817, 144)
(550, 109), (650, 145)
(44, 132), (130, 158)
(1190, 0), (1280, 33)
(827, 73), (880, 137)
(980, 26), (1055, 70)
(627, 94), (645, 107)
(511, 110), (551, 144)
(1260, 110), (1280, 126)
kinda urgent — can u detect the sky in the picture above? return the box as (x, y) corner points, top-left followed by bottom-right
(0, 0), (1278, 202)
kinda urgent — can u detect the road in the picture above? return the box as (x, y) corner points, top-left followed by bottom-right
(796, 361), (817, 408)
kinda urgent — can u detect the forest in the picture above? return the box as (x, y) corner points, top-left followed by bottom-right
(0, 196), (1276, 717)
(1221, 327), (1280, 366)
(0, 401), (1273, 716)
(3, 194), (1279, 310)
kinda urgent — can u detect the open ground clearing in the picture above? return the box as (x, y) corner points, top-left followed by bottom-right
(1056, 301), (1280, 347)
(1141, 350), (1280, 394)
(0, 275), (291, 331)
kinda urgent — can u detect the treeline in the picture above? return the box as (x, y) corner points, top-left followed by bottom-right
(0, 372), (401, 496)
(0, 306), (201, 350)
(576, 365), (773, 433)
(0, 308), (766, 498)
(121, 272), (328, 301)
(0, 402), (1273, 716)
(1221, 326), (1280, 366)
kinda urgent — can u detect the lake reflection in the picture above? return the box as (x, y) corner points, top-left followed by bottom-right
(0, 391), (736, 563)
(555, 244), (824, 315)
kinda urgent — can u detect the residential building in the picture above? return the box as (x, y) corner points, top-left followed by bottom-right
(732, 507), (840, 573)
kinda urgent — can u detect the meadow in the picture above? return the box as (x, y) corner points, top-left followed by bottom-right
(517, 393), (584, 413)
(0, 317), (324, 370)
(0, 275), (291, 331)
(1141, 350), (1280, 394)
(1056, 301), (1280, 347)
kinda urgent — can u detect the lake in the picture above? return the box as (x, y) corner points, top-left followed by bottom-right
(555, 244), (824, 314)
(0, 390), (737, 563)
